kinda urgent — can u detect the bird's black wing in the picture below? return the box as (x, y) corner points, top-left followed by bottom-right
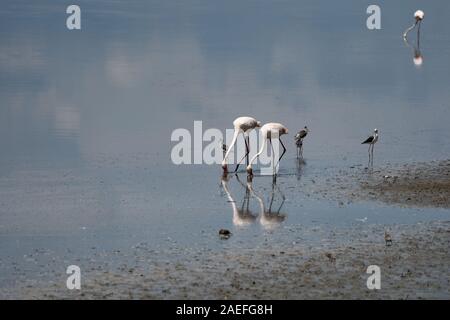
(361, 135), (374, 144)
(295, 130), (307, 141)
(299, 130), (307, 139)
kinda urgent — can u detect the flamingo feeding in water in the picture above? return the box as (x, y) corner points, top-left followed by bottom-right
(222, 116), (261, 173)
(246, 122), (289, 177)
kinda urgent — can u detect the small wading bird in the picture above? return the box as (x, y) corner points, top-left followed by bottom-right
(222, 116), (261, 173)
(361, 128), (379, 165)
(246, 123), (289, 177)
(294, 126), (309, 158)
(403, 10), (424, 39)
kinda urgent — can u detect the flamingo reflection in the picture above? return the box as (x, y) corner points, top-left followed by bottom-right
(403, 16), (424, 67)
(221, 175), (258, 227)
(221, 174), (286, 229)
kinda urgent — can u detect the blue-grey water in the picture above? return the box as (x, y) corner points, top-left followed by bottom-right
(1, 1), (450, 288)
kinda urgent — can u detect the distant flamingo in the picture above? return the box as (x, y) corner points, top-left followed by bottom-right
(222, 116), (261, 173)
(246, 122), (289, 177)
(403, 10), (424, 39)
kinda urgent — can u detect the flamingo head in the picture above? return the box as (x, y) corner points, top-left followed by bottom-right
(221, 161), (228, 172)
(414, 10), (424, 21)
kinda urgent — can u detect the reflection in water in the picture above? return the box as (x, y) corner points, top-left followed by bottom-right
(403, 24), (423, 67)
(1, 1), (450, 253)
(296, 158), (306, 181)
(221, 175), (258, 227)
(249, 178), (286, 230)
(221, 174), (286, 229)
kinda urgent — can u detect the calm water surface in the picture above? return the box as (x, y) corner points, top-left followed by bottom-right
(1, 0), (450, 285)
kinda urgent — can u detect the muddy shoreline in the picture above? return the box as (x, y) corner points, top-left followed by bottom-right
(2, 221), (448, 300)
(1, 160), (449, 299)
(310, 159), (450, 209)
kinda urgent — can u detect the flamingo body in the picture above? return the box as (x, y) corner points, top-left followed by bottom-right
(222, 116), (261, 171)
(246, 122), (289, 176)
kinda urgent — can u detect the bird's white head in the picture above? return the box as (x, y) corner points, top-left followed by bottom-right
(414, 10), (424, 21)
(256, 121), (262, 128)
(304, 126), (309, 132)
(374, 128), (378, 133)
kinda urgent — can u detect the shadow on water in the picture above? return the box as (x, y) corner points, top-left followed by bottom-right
(221, 174), (286, 229)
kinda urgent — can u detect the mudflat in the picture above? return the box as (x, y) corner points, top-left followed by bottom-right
(2, 221), (448, 300)
(310, 159), (450, 209)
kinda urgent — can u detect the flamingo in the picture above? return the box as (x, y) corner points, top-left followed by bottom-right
(294, 126), (309, 158)
(246, 122), (289, 177)
(222, 116), (261, 173)
(361, 128), (379, 165)
(403, 10), (424, 39)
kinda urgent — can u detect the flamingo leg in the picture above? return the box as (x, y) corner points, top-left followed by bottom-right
(233, 133), (250, 173)
(274, 137), (287, 170)
(417, 21), (421, 48)
(245, 136), (250, 166)
(269, 137), (276, 176)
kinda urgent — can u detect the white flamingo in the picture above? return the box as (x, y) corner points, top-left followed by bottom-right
(403, 10), (424, 39)
(222, 116), (261, 173)
(246, 122), (289, 176)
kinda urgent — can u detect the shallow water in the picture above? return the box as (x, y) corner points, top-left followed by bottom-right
(1, 1), (450, 288)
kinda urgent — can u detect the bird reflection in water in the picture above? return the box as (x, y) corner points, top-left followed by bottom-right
(221, 174), (286, 229)
(296, 158), (306, 181)
(221, 174), (258, 227)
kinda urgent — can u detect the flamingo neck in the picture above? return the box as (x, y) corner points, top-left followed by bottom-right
(247, 136), (266, 170)
(222, 129), (240, 166)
